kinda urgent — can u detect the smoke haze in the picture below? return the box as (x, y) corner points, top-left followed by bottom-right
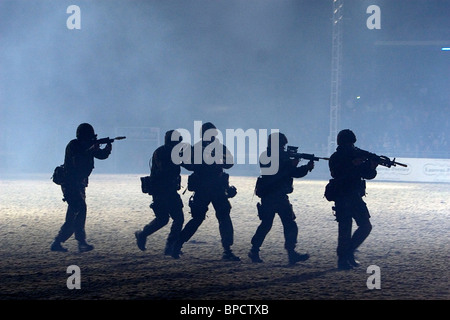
(0, 0), (448, 175)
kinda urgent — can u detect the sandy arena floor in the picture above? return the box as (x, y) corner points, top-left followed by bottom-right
(0, 174), (448, 303)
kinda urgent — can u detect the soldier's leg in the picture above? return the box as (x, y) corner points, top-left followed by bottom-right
(165, 194), (185, 254)
(349, 198), (372, 266)
(171, 193), (208, 258)
(213, 195), (240, 261)
(277, 200), (298, 252)
(337, 217), (352, 261)
(52, 187), (84, 250)
(73, 188), (87, 243)
(54, 205), (77, 243)
(52, 187), (87, 252)
(135, 197), (171, 251)
(335, 198), (354, 269)
(181, 194), (208, 242)
(51, 206), (76, 252)
(212, 196), (233, 250)
(351, 218), (372, 251)
(249, 201), (275, 263)
(250, 201), (276, 250)
(278, 199), (309, 265)
(141, 199), (171, 237)
(69, 187), (95, 252)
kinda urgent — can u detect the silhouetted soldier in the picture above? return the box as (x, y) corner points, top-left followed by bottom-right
(171, 122), (240, 261)
(135, 130), (185, 255)
(328, 129), (378, 270)
(249, 132), (314, 265)
(51, 123), (112, 252)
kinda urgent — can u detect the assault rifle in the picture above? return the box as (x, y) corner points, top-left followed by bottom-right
(353, 147), (407, 168)
(96, 136), (126, 144)
(287, 146), (330, 162)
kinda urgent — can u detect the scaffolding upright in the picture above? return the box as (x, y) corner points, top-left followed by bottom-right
(328, 0), (344, 156)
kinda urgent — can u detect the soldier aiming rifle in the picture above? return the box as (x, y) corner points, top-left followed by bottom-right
(249, 133), (315, 265)
(286, 146), (329, 168)
(325, 129), (406, 270)
(352, 147), (407, 168)
(50, 123), (125, 253)
(96, 136), (127, 145)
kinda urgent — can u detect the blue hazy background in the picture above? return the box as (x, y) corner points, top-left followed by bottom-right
(0, 0), (449, 175)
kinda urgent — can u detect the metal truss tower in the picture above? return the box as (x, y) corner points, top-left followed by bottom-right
(328, 0), (344, 156)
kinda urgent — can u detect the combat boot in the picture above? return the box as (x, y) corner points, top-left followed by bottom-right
(50, 240), (68, 252)
(337, 257), (354, 270)
(135, 231), (146, 251)
(78, 240), (94, 253)
(171, 242), (183, 259)
(164, 243), (173, 255)
(222, 249), (241, 261)
(347, 253), (361, 267)
(248, 247), (263, 263)
(287, 250), (309, 265)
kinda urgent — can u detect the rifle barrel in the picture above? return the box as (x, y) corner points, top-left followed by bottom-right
(97, 136), (127, 144)
(394, 161), (407, 167)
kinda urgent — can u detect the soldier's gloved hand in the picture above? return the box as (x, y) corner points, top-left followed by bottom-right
(307, 160), (314, 171)
(104, 142), (112, 153)
(370, 159), (379, 169)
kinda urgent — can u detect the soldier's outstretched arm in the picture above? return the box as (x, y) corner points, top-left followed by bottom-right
(292, 163), (310, 178)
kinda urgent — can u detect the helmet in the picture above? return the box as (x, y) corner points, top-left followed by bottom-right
(268, 132), (288, 148)
(201, 122), (218, 139)
(76, 123), (96, 141)
(164, 129), (182, 146)
(337, 129), (357, 146)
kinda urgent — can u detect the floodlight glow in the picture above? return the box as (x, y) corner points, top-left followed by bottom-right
(442, 47), (450, 51)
